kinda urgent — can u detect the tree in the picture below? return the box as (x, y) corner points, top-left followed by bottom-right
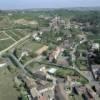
(42, 51), (48, 56)
(52, 58), (57, 63)
(63, 50), (69, 56)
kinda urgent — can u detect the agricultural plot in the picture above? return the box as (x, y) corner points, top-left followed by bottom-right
(17, 39), (43, 53)
(15, 39), (43, 64)
(0, 39), (14, 51)
(0, 31), (9, 39)
(0, 31), (16, 51)
(5, 29), (29, 41)
(0, 29), (31, 51)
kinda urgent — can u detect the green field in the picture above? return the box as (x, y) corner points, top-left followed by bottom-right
(0, 39), (14, 51)
(16, 39), (44, 64)
(0, 67), (19, 100)
(0, 31), (9, 39)
(69, 95), (83, 100)
(5, 29), (29, 41)
(17, 39), (43, 53)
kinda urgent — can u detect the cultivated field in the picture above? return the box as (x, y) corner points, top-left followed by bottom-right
(0, 31), (15, 51)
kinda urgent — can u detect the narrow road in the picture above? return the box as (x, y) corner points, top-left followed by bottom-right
(3, 31), (16, 42)
(0, 34), (31, 56)
(69, 39), (92, 81)
(0, 38), (10, 41)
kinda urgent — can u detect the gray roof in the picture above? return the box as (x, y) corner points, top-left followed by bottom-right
(55, 84), (67, 100)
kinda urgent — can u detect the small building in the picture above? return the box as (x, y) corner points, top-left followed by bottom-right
(92, 43), (99, 50)
(55, 84), (68, 100)
(57, 37), (62, 41)
(49, 47), (62, 62)
(73, 85), (94, 100)
(48, 68), (57, 74)
(32, 32), (41, 41)
(91, 65), (100, 81)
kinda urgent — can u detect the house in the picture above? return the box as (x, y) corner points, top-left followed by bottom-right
(57, 37), (62, 41)
(49, 47), (63, 62)
(48, 68), (57, 74)
(91, 65), (100, 81)
(19, 75), (39, 99)
(72, 85), (94, 100)
(54, 83), (68, 100)
(92, 43), (99, 50)
(32, 32), (41, 41)
(23, 76), (37, 89)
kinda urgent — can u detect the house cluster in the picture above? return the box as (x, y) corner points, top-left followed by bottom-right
(49, 16), (66, 31)
(17, 65), (71, 100)
(88, 43), (100, 81)
(92, 43), (100, 50)
(39, 15), (51, 20)
(18, 72), (54, 100)
(55, 83), (68, 100)
(70, 21), (84, 30)
(72, 85), (96, 100)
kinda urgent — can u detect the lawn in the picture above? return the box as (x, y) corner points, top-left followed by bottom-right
(55, 68), (77, 78)
(0, 67), (19, 100)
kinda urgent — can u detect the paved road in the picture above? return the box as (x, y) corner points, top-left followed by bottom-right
(3, 31), (16, 42)
(0, 34), (31, 56)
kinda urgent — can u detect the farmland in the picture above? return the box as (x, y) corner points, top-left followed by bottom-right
(0, 38), (14, 51)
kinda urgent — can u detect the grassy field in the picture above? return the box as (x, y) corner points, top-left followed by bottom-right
(16, 39), (44, 64)
(5, 29), (29, 41)
(69, 95), (83, 100)
(0, 67), (19, 100)
(0, 29), (31, 51)
(17, 39), (43, 53)
(0, 39), (14, 51)
(0, 31), (9, 39)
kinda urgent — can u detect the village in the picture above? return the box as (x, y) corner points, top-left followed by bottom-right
(0, 9), (100, 100)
